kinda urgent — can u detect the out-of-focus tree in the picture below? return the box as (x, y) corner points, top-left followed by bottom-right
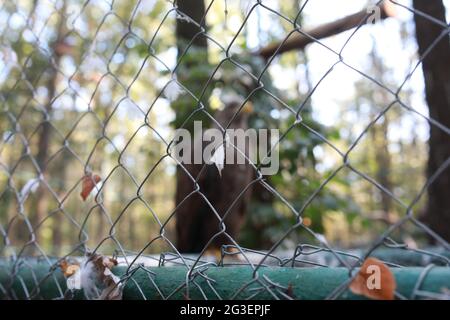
(413, 0), (450, 243)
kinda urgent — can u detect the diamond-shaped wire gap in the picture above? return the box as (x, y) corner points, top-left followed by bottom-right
(390, 0), (449, 30)
(309, 59), (388, 125)
(237, 97), (345, 227)
(62, 110), (104, 165)
(102, 98), (149, 165)
(43, 141), (84, 193)
(339, 32), (410, 95)
(30, 203), (84, 257)
(128, 0), (172, 44)
(203, 57), (265, 117)
(317, 164), (410, 245)
(245, 141), (355, 270)
(257, 0), (346, 57)
(67, 51), (109, 103)
(87, 11), (129, 64)
(128, 6), (178, 71)
(247, 180), (337, 270)
(170, 55), (261, 135)
(107, 95), (145, 127)
(103, 196), (173, 255)
(65, 0), (113, 39)
(221, 0), (312, 61)
(109, 0), (142, 24)
(4, 160), (67, 256)
(132, 154), (196, 261)
(346, 101), (429, 209)
(271, 156), (345, 242)
(0, 177), (27, 256)
(202, 0), (261, 56)
(169, 23), (240, 99)
(80, 163), (141, 248)
(2, 78), (47, 126)
(332, 171), (413, 269)
(119, 124), (171, 191)
(81, 72), (128, 127)
(2, 212), (34, 257)
(13, 40), (67, 92)
(106, 33), (151, 90)
(367, 219), (450, 266)
(188, 163), (257, 255)
(167, 158), (236, 257)
(62, 6), (116, 98)
(0, 121), (30, 174)
(44, 87), (89, 137)
(126, 52), (176, 114)
(392, 32), (450, 139)
(24, 2), (59, 39)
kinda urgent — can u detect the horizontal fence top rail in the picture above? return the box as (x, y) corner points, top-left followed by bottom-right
(0, 0), (449, 300)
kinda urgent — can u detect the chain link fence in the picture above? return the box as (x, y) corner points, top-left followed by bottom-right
(0, 0), (450, 299)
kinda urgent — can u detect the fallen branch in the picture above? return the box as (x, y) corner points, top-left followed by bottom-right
(257, 2), (396, 59)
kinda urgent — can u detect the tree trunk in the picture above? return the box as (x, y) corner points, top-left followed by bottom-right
(174, 0), (209, 250)
(29, 6), (66, 246)
(51, 151), (70, 255)
(413, 0), (450, 242)
(175, 0), (208, 49)
(370, 45), (393, 221)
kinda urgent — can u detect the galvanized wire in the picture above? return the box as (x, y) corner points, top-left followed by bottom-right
(0, 0), (449, 300)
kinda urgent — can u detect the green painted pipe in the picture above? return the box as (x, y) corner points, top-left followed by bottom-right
(289, 247), (450, 267)
(1, 260), (449, 299)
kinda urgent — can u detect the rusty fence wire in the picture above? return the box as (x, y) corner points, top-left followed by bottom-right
(0, 0), (450, 300)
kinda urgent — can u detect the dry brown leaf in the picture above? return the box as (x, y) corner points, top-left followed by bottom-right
(80, 173), (101, 201)
(59, 260), (80, 277)
(54, 42), (74, 56)
(349, 257), (396, 300)
(87, 253), (122, 300)
(59, 254), (121, 299)
(286, 283), (295, 298)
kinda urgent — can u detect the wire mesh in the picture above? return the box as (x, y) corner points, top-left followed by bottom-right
(0, 0), (449, 300)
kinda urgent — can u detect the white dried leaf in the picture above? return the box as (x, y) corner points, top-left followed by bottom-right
(315, 233), (328, 245)
(104, 268), (121, 284)
(99, 282), (122, 300)
(176, 13), (193, 23)
(79, 259), (98, 299)
(1, 47), (18, 64)
(211, 143), (225, 176)
(63, 254), (122, 300)
(19, 178), (40, 202)
(221, 90), (245, 106)
(2, 131), (14, 144)
(164, 80), (184, 102)
(66, 269), (82, 290)
(137, 0), (156, 15)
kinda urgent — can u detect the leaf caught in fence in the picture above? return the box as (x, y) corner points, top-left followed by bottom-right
(88, 253), (122, 300)
(19, 178), (40, 202)
(286, 283), (295, 299)
(60, 254), (122, 300)
(80, 173), (101, 201)
(163, 80), (184, 102)
(349, 257), (396, 300)
(54, 41), (74, 56)
(59, 260), (80, 277)
(59, 259), (82, 291)
(210, 143), (225, 176)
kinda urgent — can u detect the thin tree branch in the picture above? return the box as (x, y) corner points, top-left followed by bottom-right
(257, 2), (396, 59)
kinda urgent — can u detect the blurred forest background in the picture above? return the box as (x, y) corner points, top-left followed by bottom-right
(0, 0), (449, 257)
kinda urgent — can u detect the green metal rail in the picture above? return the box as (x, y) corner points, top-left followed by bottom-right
(1, 260), (450, 299)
